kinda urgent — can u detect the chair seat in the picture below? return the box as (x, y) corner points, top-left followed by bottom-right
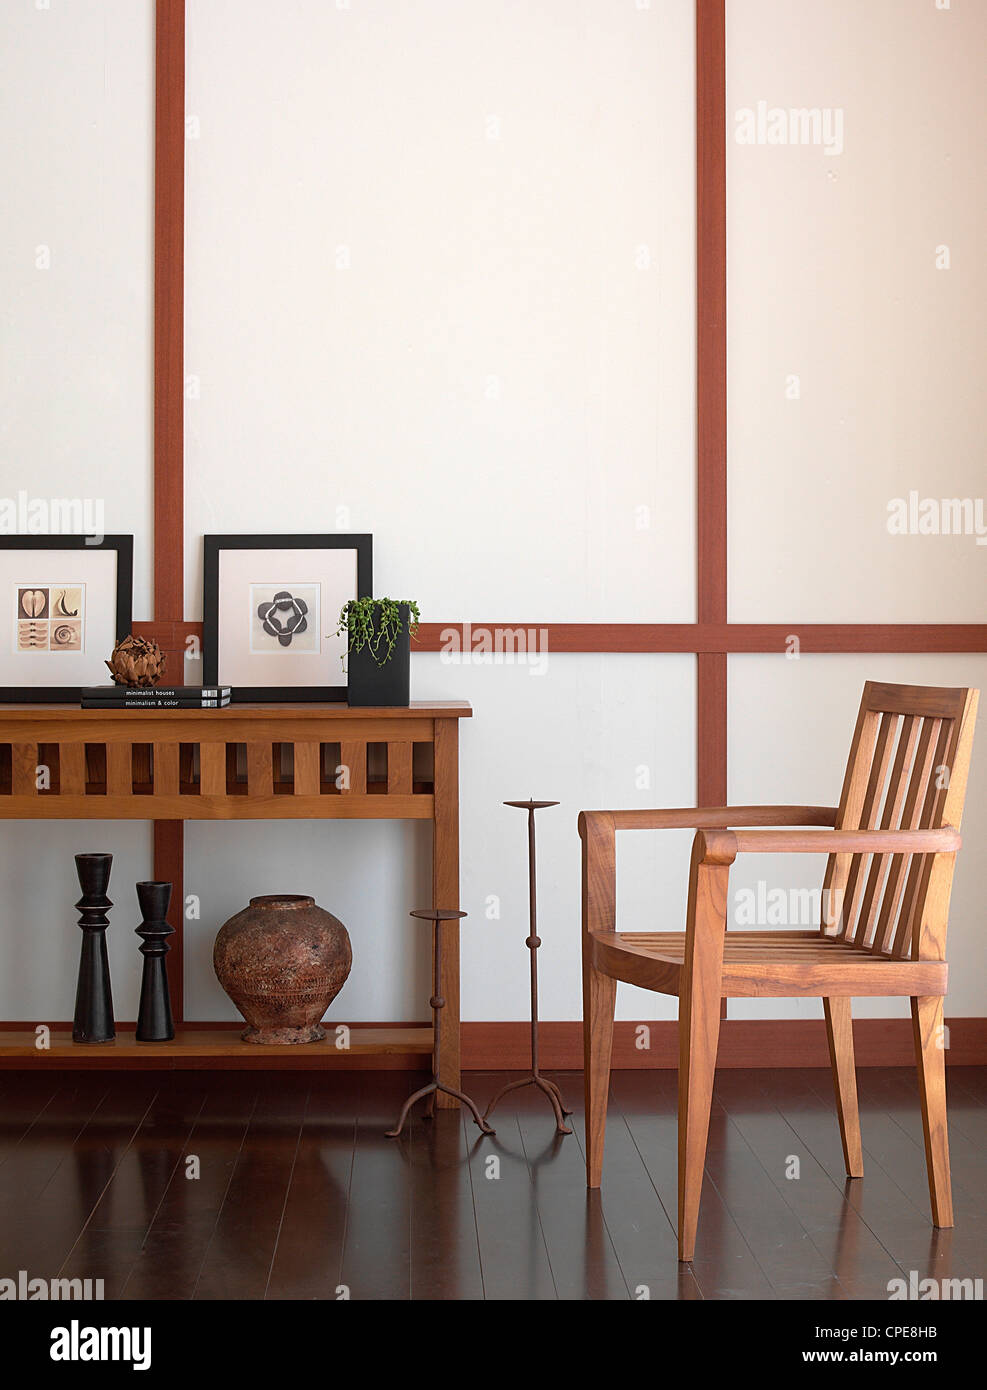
(589, 930), (948, 998)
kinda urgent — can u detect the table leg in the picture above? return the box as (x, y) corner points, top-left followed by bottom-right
(432, 719), (460, 1107)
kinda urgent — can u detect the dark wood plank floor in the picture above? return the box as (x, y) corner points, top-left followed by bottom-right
(0, 1067), (983, 1301)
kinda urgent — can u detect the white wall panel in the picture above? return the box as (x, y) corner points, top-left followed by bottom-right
(0, 2), (155, 1017)
(727, 0), (986, 621)
(0, 822), (152, 1021)
(184, 0), (696, 622)
(0, 0), (154, 616)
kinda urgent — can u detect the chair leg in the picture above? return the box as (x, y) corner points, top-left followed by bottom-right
(677, 972), (721, 1262)
(583, 962), (616, 1188)
(824, 997), (863, 1178)
(911, 995), (953, 1228)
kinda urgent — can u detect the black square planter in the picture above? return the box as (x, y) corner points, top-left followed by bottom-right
(345, 604), (411, 707)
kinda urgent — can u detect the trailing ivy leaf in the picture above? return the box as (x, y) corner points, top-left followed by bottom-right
(336, 598), (421, 669)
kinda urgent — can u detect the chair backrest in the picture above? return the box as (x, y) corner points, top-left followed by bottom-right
(822, 681), (979, 957)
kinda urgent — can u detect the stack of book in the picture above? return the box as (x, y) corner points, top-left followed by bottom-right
(81, 685), (232, 709)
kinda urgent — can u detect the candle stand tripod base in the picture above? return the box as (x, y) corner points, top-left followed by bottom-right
(386, 910), (494, 1139)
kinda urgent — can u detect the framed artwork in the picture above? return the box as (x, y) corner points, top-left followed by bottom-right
(202, 534), (372, 701)
(0, 536), (134, 703)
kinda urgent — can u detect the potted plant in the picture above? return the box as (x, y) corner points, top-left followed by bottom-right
(337, 598), (420, 707)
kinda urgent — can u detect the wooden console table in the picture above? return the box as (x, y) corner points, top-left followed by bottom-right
(0, 700), (471, 1097)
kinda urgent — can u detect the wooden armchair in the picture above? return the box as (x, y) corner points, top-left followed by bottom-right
(580, 681), (979, 1261)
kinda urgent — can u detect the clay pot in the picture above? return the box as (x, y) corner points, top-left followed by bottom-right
(213, 895), (352, 1044)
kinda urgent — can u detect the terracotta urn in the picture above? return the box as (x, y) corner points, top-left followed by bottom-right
(213, 894), (352, 1044)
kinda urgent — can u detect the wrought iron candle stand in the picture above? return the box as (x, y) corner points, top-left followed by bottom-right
(135, 881), (175, 1042)
(72, 852), (115, 1043)
(386, 909), (495, 1139)
(484, 800), (572, 1135)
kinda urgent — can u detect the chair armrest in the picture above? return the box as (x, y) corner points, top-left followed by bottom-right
(578, 805), (837, 838)
(578, 808), (839, 940)
(700, 826), (961, 858)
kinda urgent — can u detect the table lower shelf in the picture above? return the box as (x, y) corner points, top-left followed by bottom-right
(0, 1025), (433, 1070)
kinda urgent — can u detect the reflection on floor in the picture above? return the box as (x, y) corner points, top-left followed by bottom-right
(0, 1066), (983, 1300)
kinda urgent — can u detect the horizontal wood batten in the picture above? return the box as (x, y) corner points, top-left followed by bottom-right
(1, 1019), (983, 1069)
(460, 1018), (987, 1070)
(415, 624), (987, 654)
(714, 625), (987, 654)
(133, 621), (987, 656)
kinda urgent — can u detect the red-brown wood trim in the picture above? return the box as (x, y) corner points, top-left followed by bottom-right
(697, 652), (727, 803)
(695, 4), (729, 965)
(152, 821), (184, 1024)
(404, 623), (987, 654)
(133, 621), (987, 657)
(2, 1019), (983, 1069)
(134, 620), (198, 647)
(696, 0), (727, 629)
(704, 624), (987, 654)
(698, 2), (728, 1018)
(461, 1018), (987, 1070)
(697, 650), (728, 1020)
(154, 0), (185, 625)
(153, 2), (186, 1023)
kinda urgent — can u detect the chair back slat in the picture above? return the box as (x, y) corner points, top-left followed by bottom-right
(890, 718), (959, 958)
(822, 705), (881, 931)
(880, 719), (950, 956)
(864, 716), (941, 952)
(826, 682), (978, 958)
(837, 712), (899, 937)
(849, 714), (924, 946)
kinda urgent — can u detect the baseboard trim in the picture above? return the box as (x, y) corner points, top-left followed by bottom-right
(1, 1017), (982, 1069)
(461, 1018), (987, 1069)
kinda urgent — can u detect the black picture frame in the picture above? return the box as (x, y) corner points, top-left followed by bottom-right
(0, 535), (134, 704)
(202, 534), (373, 702)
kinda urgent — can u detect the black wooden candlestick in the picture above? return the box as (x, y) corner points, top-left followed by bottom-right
(73, 853), (115, 1043)
(135, 881), (175, 1042)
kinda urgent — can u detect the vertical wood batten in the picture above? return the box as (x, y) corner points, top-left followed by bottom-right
(246, 743), (274, 798)
(105, 743), (133, 796)
(154, 0), (185, 621)
(199, 742), (226, 796)
(152, 741), (181, 797)
(152, 0), (187, 1022)
(696, 0), (728, 1012)
(339, 741), (367, 795)
(60, 742), (87, 796)
(386, 743), (413, 795)
(11, 744), (38, 797)
(293, 742), (321, 796)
